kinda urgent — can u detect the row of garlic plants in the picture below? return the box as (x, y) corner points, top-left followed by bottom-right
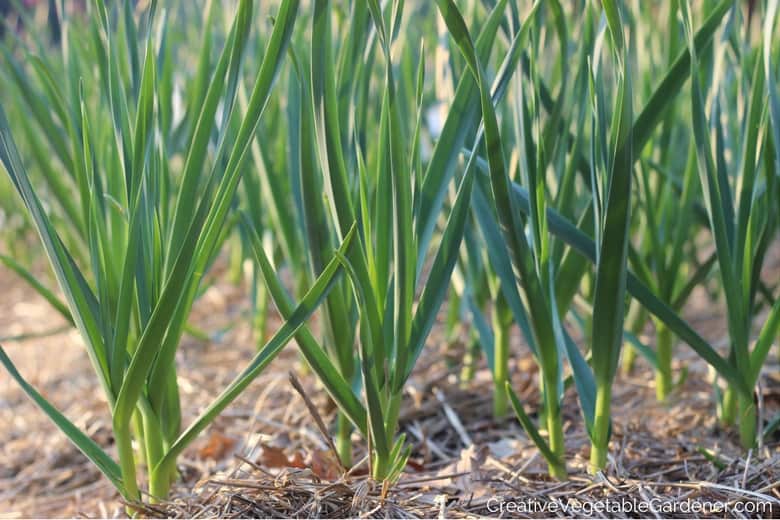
(0, 0), (778, 505)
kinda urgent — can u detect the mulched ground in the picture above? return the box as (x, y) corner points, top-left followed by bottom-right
(1, 256), (779, 518)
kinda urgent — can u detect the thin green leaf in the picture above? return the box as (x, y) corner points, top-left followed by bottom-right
(0, 346), (123, 491)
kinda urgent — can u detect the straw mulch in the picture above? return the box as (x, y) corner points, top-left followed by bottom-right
(1, 262), (779, 519)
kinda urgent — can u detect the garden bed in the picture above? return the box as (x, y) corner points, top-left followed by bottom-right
(2, 266), (778, 519)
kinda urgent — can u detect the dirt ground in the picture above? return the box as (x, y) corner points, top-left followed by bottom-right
(1, 257), (779, 518)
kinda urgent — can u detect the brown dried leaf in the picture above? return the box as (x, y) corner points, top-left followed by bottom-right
(258, 444), (307, 470)
(258, 444), (291, 468)
(309, 449), (341, 480)
(198, 432), (237, 460)
(288, 450), (307, 469)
